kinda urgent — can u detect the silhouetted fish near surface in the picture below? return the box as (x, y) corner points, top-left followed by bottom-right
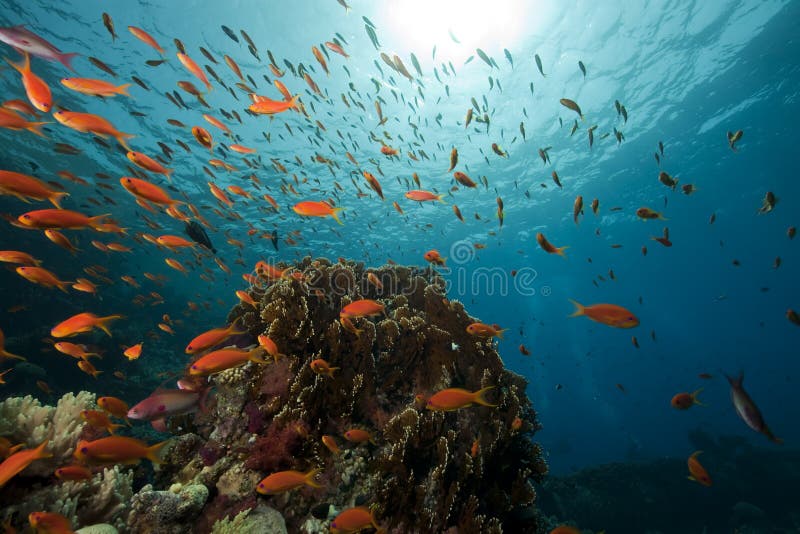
(185, 221), (216, 253)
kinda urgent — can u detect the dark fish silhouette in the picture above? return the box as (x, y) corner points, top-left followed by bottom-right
(269, 231), (279, 251)
(185, 221), (216, 253)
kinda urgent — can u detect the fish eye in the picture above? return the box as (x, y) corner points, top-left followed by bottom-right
(158, 405), (166, 412)
(80, 446), (88, 453)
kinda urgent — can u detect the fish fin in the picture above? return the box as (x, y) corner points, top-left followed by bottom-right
(304, 467), (323, 488)
(473, 386), (498, 407)
(0, 349), (26, 361)
(26, 121), (50, 137)
(690, 450), (703, 459)
(330, 207), (344, 225)
(3, 52), (26, 74)
(556, 245), (569, 258)
(568, 299), (585, 317)
(691, 388), (705, 406)
(496, 328), (507, 339)
(109, 423), (125, 434)
(87, 213), (111, 231)
(114, 132), (135, 151)
(117, 83), (132, 96)
(724, 371), (744, 389)
(57, 280), (71, 293)
(58, 52), (79, 72)
(49, 191), (69, 209)
(146, 439), (170, 464)
(96, 314), (123, 336)
(248, 347), (269, 364)
(328, 367), (340, 377)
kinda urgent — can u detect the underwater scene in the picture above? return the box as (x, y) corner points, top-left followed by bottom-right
(0, 0), (798, 532)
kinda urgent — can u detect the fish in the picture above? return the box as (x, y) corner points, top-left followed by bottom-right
(687, 451), (712, 486)
(74, 436), (167, 465)
(293, 200), (344, 224)
(757, 191), (777, 214)
(61, 77), (130, 97)
(185, 322), (244, 354)
(221, 25), (239, 43)
(51, 312), (123, 338)
(725, 372), (782, 443)
(102, 13), (117, 40)
(534, 54), (545, 77)
(448, 147), (458, 171)
(671, 389), (704, 410)
(189, 346), (268, 376)
(405, 190), (444, 202)
(256, 468), (322, 495)
(0, 440), (50, 487)
(423, 249), (446, 266)
(578, 60), (586, 77)
(330, 507), (383, 534)
(636, 207), (667, 220)
(536, 233), (568, 257)
(5, 52), (52, 112)
(727, 129), (743, 151)
(310, 358), (339, 377)
(568, 300), (639, 328)
(426, 387), (497, 411)
(559, 98), (583, 119)
(28, 512), (74, 533)
(54, 464), (92, 481)
(0, 170), (68, 208)
(0, 25), (77, 70)
(128, 26), (164, 54)
(53, 110), (133, 149)
(466, 323), (506, 338)
(128, 387), (207, 421)
(340, 299), (384, 319)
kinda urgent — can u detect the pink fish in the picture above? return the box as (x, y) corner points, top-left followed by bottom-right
(0, 25), (78, 70)
(127, 387), (208, 421)
(725, 372), (782, 444)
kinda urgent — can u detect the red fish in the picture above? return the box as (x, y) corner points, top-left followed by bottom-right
(568, 300), (639, 328)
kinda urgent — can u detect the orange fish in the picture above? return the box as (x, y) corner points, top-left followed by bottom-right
(127, 151), (173, 180)
(189, 346), (267, 376)
(324, 41), (349, 58)
(519, 344), (531, 356)
(192, 126), (213, 150)
(0, 170), (69, 208)
(549, 526), (581, 534)
(568, 300), (639, 328)
(28, 511), (73, 534)
(16, 266), (71, 292)
(366, 272), (383, 290)
(208, 182), (233, 207)
(74, 436), (167, 465)
(466, 322), (506, 338)
(671, 388), (704, 410)
(536, 232), (568, 257)
(310, 358), (339, 377)
(5, 52), (51, 112)
(52, 110), (133, 150)
(80, 409), (123, 434)
(123, 343), (143, 360)
(17, 209), (109, 230)
(224, 55), (243, 81)
(293, 200), (343, 224)
(0, 440), (50, 487)
(61, 77), (130, 97)
(423, 249), (446, 266)
(362, 171), (384, 200)
(202, 113), (230, 133)
(155, 235), (195, 251)
(120, 177), (181, 205)
(405, 190), (444, 202)
(54, 464), (92, 481)
(249, 94), (300, 115)
(51, 312), (123, 338)
(321, 435), (340, 454)
(256, 335), (286, 363)
(339, 316), (363, 337)
(53, 342), (100, 360)
(44, 229), (79, 254)
(177, 52), (211, 91)
(97, 396), (130, 424)
(0, 107), (48, 136)
(0, 250), (41, 266)
(77, 359), (102, 378)
(340, 299), (384, 319)
(330, 507), (384, 534)
(71, 278), (98, 294)
(255, 467), (322, 495)
(165, 257), (187, 274)
(687, 450), (712, 486)
(128, 26), (164, 54)
(343, 429), (375, 444)
(311, 46), (329, 75)
(186, 323), (246, 354)
(636, 207), (667, 220)
(453, 171), (477, 188)
(229, 144), (256, 154)
(426, 387), (497, 411)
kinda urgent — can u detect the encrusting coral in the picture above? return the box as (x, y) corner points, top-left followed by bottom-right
(177, 258), (548, 532)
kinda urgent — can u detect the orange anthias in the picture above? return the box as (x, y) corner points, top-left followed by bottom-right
(687, 450), (712, 486)
(185, 323), (244, 354)
(340, 299), (384, 319)
(28, 511), (73, 534)
(465, 322), (506, 339)
(671, 388), (704, 410)
(257, 334), (286, 363)
(248, 94), (300, 115)
(0, 107), (49, 136)
(73, 436), (167, 465)
(0, 170), (69, 208)
(52, 110), (134, 150)
(51, 312), (123, 338)
(255, 468), (322, 495)
(5, 52), (51, 112)
(568, 300), (639, 329)
(120, 177), (181, 205)
(423, 249), (446, 266)
(292, 200), (344, 224)
(330, 507), (384, 534)
(61, 77), (131, 97)
(426, 387), (497, 411)
(127, 151), (173, 181)
(188, 347), (267, 376)
(0, 440), (50, 487)
(17, 209), (110, 230)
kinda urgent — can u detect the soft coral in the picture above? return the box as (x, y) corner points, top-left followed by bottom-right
(244, 419), (307, 472)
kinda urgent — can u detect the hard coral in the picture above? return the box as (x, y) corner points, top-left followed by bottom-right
(187, 258), (549, 532)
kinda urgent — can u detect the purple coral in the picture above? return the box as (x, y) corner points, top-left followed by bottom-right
(243, 420), (306, 472)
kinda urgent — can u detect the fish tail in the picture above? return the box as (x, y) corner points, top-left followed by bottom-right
(473, 386), (498, 407)
(31, 439), (52, 460)
(96, 314), (123, 336)
(57, 279), (71, 293)
(115, 132), (134, 151)
(248, 347), (269, 365)
(496, 328), (507, 339)
(146, 439), (170, 464)
(49, 191), (69, 209)
(0, 349), (26, 361)
(304, 467), (323, 488)
(556, 245), (569, 258)
(109, 423), (124, 434)
(690, 450), (703, 460)
(691, 388), (705, 406)
(724, 371), (743, 389)
(568, 299), (585, 317)
(437, 194), (446, 204)
(58, 52), (79, 72)
(765, 427), (783, 444)
(87, 213), (111, 230)
(26, 121), (50, 137)
(117, 83), (132, 96)
(331, 207), (344, 225)
(328, 367), (340, 377)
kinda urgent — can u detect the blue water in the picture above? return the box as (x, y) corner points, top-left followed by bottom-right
(1, 0), (797, 486)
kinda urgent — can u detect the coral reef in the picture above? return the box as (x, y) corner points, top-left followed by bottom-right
(126, 483), (209, 534)
(181, 258), (548, 532)
(210, 504), (287, 534)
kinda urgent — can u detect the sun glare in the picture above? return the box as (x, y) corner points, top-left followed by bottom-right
(385, 0), (527, 64)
